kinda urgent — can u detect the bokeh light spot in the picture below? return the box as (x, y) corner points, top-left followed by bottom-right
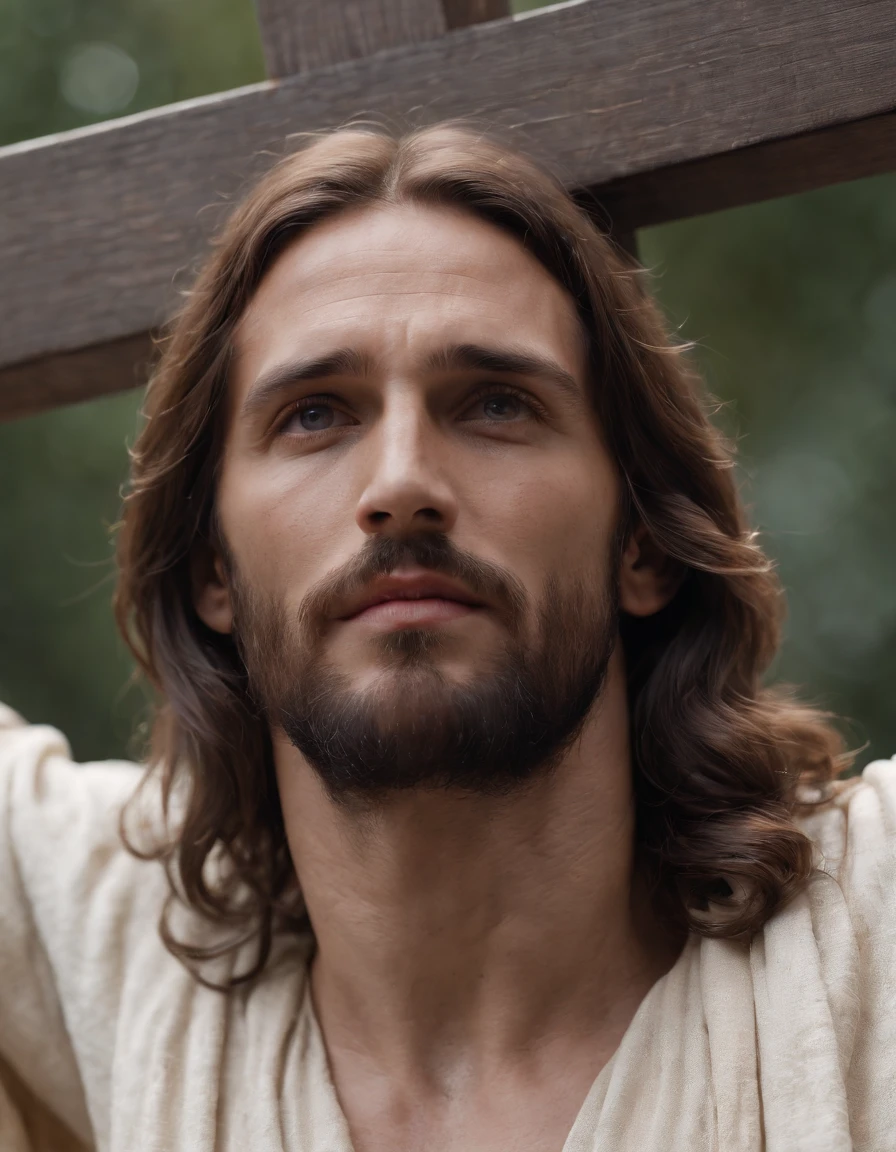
(60, 42), (139, 116)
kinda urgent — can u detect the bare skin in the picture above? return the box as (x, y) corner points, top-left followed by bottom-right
(196, 202), (683, 1152)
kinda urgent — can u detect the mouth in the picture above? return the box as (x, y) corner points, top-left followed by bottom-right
(337, 571), (486, 629)
(349, 597), (481, 629)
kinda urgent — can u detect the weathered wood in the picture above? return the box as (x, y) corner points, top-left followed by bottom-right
(2, 0), (896, 419)
(252, 0), (510, 80)
(596, 111), (896, 233)
(0, 334), (154, 422)
(442, 0), (510, 30)
(253, 0), (446, 77)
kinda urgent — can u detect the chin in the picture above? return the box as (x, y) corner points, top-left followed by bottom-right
(362, 626), (486, 677)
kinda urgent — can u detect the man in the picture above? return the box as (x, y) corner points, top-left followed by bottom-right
(0, 125), (893, 1152)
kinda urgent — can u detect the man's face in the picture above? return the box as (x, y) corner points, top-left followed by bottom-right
(204, 202), (624, 799)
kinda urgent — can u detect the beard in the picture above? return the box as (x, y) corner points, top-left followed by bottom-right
(229, 532), (620, 806)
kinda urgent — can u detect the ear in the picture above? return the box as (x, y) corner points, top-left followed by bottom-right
(191, 540), (234, 635)
(618, 522), (684, 618)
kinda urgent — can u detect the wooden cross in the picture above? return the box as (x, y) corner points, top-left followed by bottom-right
(2, 0), (894, 422)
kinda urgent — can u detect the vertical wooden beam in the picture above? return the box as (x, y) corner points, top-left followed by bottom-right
(572, 189), (641, 267)
(610, 230), (641, 266)
(442, 0), (510, 30)
(252, 0), (510, 78)
(253, 0), (448, 77)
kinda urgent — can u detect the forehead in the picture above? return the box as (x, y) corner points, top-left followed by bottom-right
(231, 202), (586, 394)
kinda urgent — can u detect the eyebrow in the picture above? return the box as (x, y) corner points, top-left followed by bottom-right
(240, 341), (582, 421)
(240, 348), (373, 420)
(424, 343), (581, 401)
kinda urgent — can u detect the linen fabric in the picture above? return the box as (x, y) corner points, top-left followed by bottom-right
(0, 701), (894, 1152)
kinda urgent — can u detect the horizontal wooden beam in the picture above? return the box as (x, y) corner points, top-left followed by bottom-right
(0, 335), (154, 423)
(2, 0), (895, 419)
(594, 111), (896, 234)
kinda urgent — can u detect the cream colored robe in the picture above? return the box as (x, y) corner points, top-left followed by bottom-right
(0, 701), (894, 1152)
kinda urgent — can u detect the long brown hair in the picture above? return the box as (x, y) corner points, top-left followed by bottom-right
(115, 123), (852, 987)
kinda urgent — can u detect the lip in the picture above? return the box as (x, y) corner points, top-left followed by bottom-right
(337, 570), (486, 624)
(350, 597), (479, 629)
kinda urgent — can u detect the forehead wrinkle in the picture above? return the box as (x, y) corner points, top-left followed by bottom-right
(269, 269), (518, 302)
(244, 273), (516, 334)
(235, 211), (584, 392)
(272, 289), (512, 322)
(254, 238), (544, 306)
(280, 240), (509, 273)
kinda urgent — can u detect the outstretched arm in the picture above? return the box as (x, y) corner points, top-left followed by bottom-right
(0, 704), (143, 1150)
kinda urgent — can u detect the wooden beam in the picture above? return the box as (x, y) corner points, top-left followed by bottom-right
(595, 111), (896, 233)
(0, 335), (154, 423)
(2, 0), (896, 419)
(252, 0), (510, 78)
(442, 0), (510, 30)
(252, 0), (446, 77)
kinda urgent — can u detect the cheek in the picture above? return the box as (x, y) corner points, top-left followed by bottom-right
(216, 456), (354, 602)
(470, 447), (618, 582)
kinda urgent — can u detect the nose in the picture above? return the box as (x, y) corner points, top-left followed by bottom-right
(355, 401), (459, 538)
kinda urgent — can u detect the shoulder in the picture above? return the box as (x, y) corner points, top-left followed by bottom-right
(0, 700), (142, 838)
(796, 756), (896, 945)
(0, 703), (151, 918)
(0, 701), (171, 1006)
(0, 704), (178, 1144)
(745, 760), (896, 1147)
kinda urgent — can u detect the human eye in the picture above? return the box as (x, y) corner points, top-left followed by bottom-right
(459, 384), (545, 424)
(278, 397), (356, 437)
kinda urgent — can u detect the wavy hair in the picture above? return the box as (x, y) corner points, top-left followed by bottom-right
(115, 123), (852, 987)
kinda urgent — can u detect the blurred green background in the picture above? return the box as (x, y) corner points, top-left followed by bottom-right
(1, 0), (893, 766)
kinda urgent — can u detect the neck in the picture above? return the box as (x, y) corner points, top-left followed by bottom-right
(274, 648), (681, 1084)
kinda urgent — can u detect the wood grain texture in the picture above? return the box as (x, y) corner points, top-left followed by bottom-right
(253, 0), (446, 77)
(2, 0), (896, 418)
(596, 112), (896, 232)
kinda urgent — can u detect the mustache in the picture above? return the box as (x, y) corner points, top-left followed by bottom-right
(298, 533), (528, 633)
